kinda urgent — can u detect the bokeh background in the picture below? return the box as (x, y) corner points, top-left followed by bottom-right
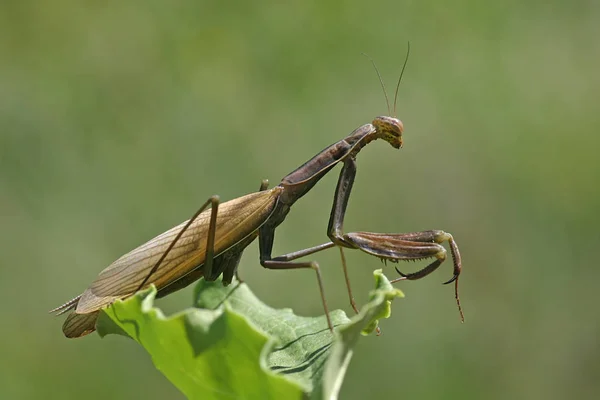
(2, 1), (599, 399)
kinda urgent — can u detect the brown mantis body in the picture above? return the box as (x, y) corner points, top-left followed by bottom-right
(52, 53), (464, 338)
(52, 116), (422, 337)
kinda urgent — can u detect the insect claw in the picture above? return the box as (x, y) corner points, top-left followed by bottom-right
(442, 274), (459, 285)
(394, 266), (408, 277)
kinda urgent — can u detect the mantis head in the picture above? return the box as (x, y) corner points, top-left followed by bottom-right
(373, 116), (404, 149)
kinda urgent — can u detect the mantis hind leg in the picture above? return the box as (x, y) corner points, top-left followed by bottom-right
(136, 195), (221, 291)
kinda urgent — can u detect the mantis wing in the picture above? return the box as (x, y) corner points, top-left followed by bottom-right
(76, 188), (281, 313)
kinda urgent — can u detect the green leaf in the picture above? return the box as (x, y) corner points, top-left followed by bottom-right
(97, 269), (403, 400)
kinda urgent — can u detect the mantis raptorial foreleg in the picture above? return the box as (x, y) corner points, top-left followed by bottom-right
(324, 156), (464, 322)
(342, 230), (464, 322)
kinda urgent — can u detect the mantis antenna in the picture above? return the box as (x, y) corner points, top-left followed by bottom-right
(393, 42), (410, 116)
(362, 52), (391, 115)
(362, 42), (411, 117)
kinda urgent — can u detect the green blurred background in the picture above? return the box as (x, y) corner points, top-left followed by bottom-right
(2, 0), (599, 399)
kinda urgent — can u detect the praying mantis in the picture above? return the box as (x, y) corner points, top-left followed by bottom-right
(51, 55), (463, 338)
